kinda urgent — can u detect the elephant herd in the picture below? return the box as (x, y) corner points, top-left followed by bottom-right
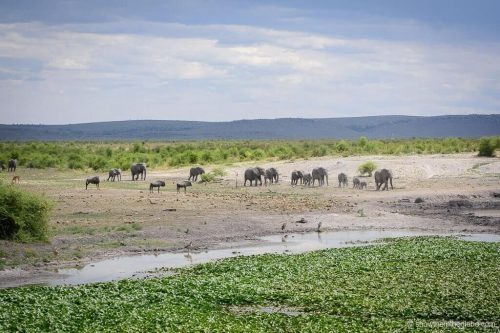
(244, 166), (393, 191)
(79, 163), (392, 192)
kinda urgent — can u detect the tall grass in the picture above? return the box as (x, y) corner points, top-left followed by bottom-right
(0, 137), (495, 172)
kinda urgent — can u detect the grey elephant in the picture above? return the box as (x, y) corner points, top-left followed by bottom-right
(0, 162), (5, 171)
(188, 167), (205, 181)
(291, 171), (303, 185)
(303, 173), (312, 186)
(131, 163), (147, 181)
(244, 167), (265, 186)
(338, 173), (348, 187)
(374, 169), (393, 191)
(264, 168), (279, 185)
(8, 159), (17, 172)
(86, 176), (100, 190)
(150, 180), (166, 193)
(312, 167), (328, 186)
(352, 177), (360, 189)
(107, 168), (122, 182)
(359, 181), (367, 189)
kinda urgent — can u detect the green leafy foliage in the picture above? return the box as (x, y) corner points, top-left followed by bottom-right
(0, 181), (52, 241)
(0, 137), (496, 172)
(0, 237), (498, 332)
(358, 161), (378, 176)
(478, 137), (498, 157)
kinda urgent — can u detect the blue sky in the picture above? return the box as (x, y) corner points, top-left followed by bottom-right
(0, 0), (499, 124)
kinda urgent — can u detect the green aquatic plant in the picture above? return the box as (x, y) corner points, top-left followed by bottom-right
(0, 237), (498, 332)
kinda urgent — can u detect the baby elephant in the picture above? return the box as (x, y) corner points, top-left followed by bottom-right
(177, 181), (192, 193)
(352, 177), (360, 189)
(359, 181), (367, 189)
(150, 180), (166, 193)
(86, 176), (100, 190)
(338, 173), (348, 187)
(302, 173), (312, 186)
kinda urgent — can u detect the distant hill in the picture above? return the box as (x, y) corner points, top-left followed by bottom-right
(1, 115), (499, 141)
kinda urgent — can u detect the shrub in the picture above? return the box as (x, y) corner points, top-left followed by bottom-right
(478, 137), (497, 157)
(200, 173), (216, 183)
(358, 161), (378, 176)
(0, 182), (52, 242)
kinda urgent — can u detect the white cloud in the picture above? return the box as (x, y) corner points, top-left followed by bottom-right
(0, 21), (499, 124)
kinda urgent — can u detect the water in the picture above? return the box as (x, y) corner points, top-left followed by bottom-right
(4, 230), (500, 288)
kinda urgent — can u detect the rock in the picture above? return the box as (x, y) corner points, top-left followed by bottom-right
(295, 218), (307, 223)
(414, 197), (424, 203)
(491, 192), (500, 198)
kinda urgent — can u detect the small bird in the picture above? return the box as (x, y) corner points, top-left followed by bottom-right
(281, 222), (287, 231)
(317, 222), (322, 233)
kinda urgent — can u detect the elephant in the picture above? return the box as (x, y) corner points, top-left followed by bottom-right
(264, 168), (279, 185)
(8, 159), (17, 172)
(188, 167), (205, 181)
(86, 176), (100, 190)
(312, 167), (328, 186)
(338, 173), (348, 187)
(291, 171), (303, 185)
(150, 180), (166, 193)
(303, 173), (312, 186)
(244, 167), (265, 186)
(359, 181), (367, 189)
(107, 168), (122, 182)
(0, 163), (5, 171)
(374, 169), (393, 191)
(131, 163), (147, 181)
(352, 177), (360, 189)
(177, 181), (192, 193)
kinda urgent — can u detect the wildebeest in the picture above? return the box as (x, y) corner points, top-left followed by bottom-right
(107, 168), (122, 182)
(85, 176), (100, 190)
(8, 159), (17, 172)
(150, 180), (166, 193)
(177, 181), (192, 193)
(188, 167), (205, 181)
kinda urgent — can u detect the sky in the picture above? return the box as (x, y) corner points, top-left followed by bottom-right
(0, 0), (499, 124)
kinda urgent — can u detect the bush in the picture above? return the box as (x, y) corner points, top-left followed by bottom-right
(478, 137), (497, 157)
(0, 182), (52, 242)
(200, 173), (216, 183)
(358, 161), (378, 176)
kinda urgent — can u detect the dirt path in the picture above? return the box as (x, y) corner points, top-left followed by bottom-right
(0, 153), (499, 282)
